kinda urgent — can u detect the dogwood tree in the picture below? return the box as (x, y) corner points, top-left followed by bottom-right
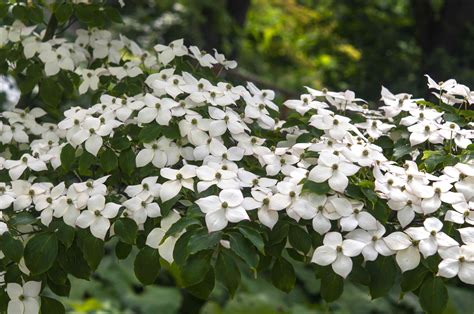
(0, 2), (473, 314)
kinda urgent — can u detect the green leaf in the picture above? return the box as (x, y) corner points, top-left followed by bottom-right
(40, 296), (65, 314)
(12, 5), (28, 22)
(181, 251), (212, 287)
(271, 257), (295, 293)
(162, 124), (181, 140)
(119, 148), (135, 176)
(1, 233), (23, 262)
(40, 78), (63, 109)
(164, 217), (201, 239)
(60, 144), (75, 171)
(78, 231), (104, 270)
(228, 232), (259, 269)
(27, 6), (44, 24)
(173, 231), (193, 266)
(186, 268), (215, 300)
(215, 249), (240, 297)
(0, 4), (8, 18)
(366, 256), (397, 299)
(134, 246), (161, 285)
(100, 148), (118, 172)
(401, 265), (429, 292)
(115, 241), (132, 260)
(320, 270), (344, 302)
(55, 3), (73, 24)
(419, 276), (448, 314)
(56, 223), (75, 249)
(187, 229), (221, 255)
(288, 225), (311, 254)
(114, 218), (138, 244)
(237, 224), (265, 254)
(104, 7), (123, 23)
(303, 181), (330, 194)
(24, 233), (58, 275)
(78, 151), (95, 176)
(393, 142), (412, 160)
(138, 124), (162, 143)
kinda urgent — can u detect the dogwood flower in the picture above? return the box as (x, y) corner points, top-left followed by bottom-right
(160, 165), (197, 202)
(6, 281), (41, 314)
(404, 218), (458, 258)
(311, 232), (365, 278)
(308, 151), (359, 193)
(384, 231), (421, 272)
(75, 195), (120, 239)
(196, 189), (252, 232)
(4, 154), (47, 180)
(437, 245), (474, 284)
(146, 210), (182, 263)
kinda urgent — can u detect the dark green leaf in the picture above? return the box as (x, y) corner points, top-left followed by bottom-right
(164, 217), (201, 239)
(215, 249), (240, 297)
(115, 241), (132, 260)
(56, 223), (75, 249)
(40, 296), (65, 314)
(237, 224), (265, 254)
(401, 265), (429, 292)
(181, 251), (212, 287)
(78, 231), (104, 270)
(228, 232), (259, 269)
(366, 256), (397, 299)
(134, 246), (160, 285)
(1, 233), (23, 262)
(271, 257), (295, 293)
(24, 233), (58, 275)
(104, 7), (123, 23)
(303, 181), (330, 194)
(186, 268), (215, 300)
(78, 151), (95, 176)
(288, 225), (311, 254)
(114, 218), (138, 244)
(187, 230), (221, 255)
(138, 124), (162, 143)
(55, 3), (73, 24)
(100, 148), (118, 172)
(119, 148), (135, 176)
(60, 144), (75, 171)
(320, 269), (344, 302)
(419, 276), (448, 314)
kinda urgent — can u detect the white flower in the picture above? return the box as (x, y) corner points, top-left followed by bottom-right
(78, 68), (108, 94)
(404, 217), (458, 258)
(159, 165), (197, 202)
(4, 154), (47, 180)
(339, 201), (378, 232)
(136, 137), (180, 168)
(124, 177), (161, 199)
(189, 46), (217, 67)
(311, 232), (365, 278)
(196, 163), (239, 193)
(75, 194), (120, 239)
(384, 231), (420, 272)
(346, 224), (393, 261)
(213, 49), (237, 69)
(146, 210), (182, 263)
(154, 39), (188, 65)
(108, 61), (142, 80)
(437, 245), (474, 284)
(7, 281), (41, 314)
(39, 46), (75, 76)
(0, 183), (15, 210)
(308, 151), (359, 193)
(309, 113), (353, 140)
(196, 189), (253, 232)
(122, 196), (161, 225)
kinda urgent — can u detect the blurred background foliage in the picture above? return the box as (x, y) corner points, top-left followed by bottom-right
(112, 0), (474, 101)
(12, 0), (474, 312)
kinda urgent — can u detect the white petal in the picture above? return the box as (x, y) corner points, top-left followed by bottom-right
(332, 254), (353, 278)
(328, 171), (349, 193)
(23, 281), (41, 297)
(160, 180), (181, 202)
(308, 165), (332, 183)
(91, 216), (110, 240)
(146, 228), (165, 249)
(219, 189), (243, 207)
(136, 149), (154, 167)
(195, 196), (220, 213)
(458, 262), (474, 284)
(258, 208), (279, 229)
(205, 208), (228, 232)
(437, 259), (459, 278)
(7, 300), (24, 314)
(342, 239), (365, 257)
(225, 206), (249, 223)
(85, 135), (103, 156)
(311, 245), (337, 266)
(384, 232), (412, 250)
(396, 246), (420, 272)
